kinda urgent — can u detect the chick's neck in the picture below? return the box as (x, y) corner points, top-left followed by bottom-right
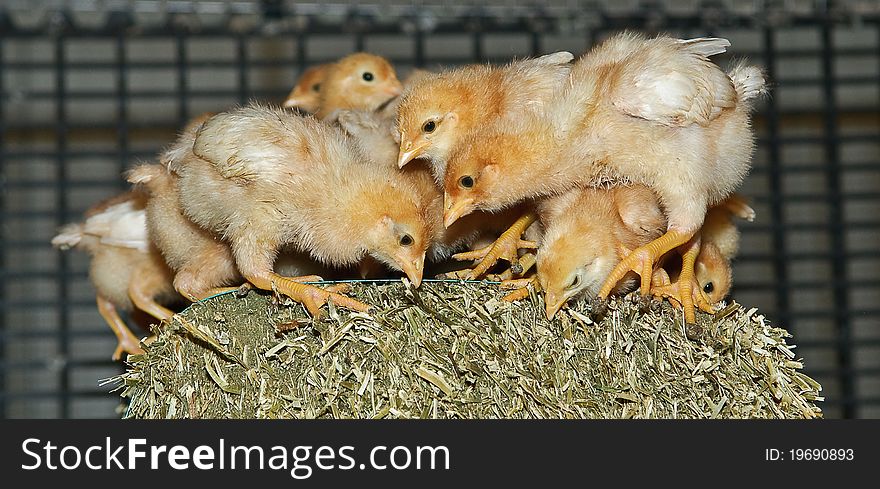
(480, 126), (572, 210)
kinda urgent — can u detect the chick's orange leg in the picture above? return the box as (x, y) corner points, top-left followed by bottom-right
(192, 276), (323, 301)
(452, 212), (538, 279)
(650, 235), (718, 323)
(128, 281), (175, 321)
(621, 244), (673, 289)
(599, 228), (693, 300)
(247, 272), (371, 317)
(95, 295), (144, 361)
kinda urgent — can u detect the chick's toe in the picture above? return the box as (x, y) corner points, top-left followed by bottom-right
(451, 212), (538, 279)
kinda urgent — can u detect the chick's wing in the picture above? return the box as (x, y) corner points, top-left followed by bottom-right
(611, 37), (737, 127)
(191, 107), (305, 182)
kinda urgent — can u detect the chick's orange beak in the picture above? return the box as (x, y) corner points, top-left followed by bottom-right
(398, 140), (428, 168)
(385, 82), (403, 97)
(544, 291), (566, 320)
(398, 252), (425, 288)
(443, 193), (475, 229)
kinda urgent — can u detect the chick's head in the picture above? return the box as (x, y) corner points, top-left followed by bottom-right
(441, 135), (507, 228)
(283, 64), (331, 113)
(318, 53), (402, 118)
(694, 242), (732, 304)
(537, 224), (616, 320)
(395, 79), (464, 168)
(356, 184), (431, 287)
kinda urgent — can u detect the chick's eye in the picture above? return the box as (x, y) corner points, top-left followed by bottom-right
(459, 175), (474, 188)
(568, 275), (581, 290)
(422, 120), (436, 133)
(399, 234), (414, 247)
(703, 282), (714, 294)
(312, 83), (321, 93)
(362, 72), (374, 81)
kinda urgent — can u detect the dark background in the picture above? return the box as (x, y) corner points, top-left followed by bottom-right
(1, 0), (878, 419)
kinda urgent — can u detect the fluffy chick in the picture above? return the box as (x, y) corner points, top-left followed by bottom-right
(167, 104), (431, 315)
(537, 185), (666, 319)
(314, 53), (403, 120)
(442, 33), (766, 322)
(134, 113), (336, 299)
(395, 51), (574, 179)
(51, 190), (179, 360)
(283, 63), (332, 114)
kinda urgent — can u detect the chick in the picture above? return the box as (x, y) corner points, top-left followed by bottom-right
(51, 191), (179, 360)
(134, 110), (337, 299)
(167, 104), (431, 316)
(535, 186), (754, 319)
(442, 33), (766, 323)
(537, 185), (666, 319)
(314, 53), (403, 120)
(395, 51), (574, 179)
(283, 63), (331, 114)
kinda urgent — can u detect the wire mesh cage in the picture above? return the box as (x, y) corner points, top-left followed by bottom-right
(1, 0), (878, 419)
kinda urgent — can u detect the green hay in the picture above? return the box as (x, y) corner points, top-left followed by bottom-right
(116, 280), (823, 419)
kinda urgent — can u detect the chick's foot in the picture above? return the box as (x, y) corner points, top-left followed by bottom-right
(263, 273), (371, 317)
(96, 295), (144, 361)
(649, 236), (718, 323)
(598, 228), (693, 312)
(499, 276), (539, 302)
(452, 213), (538, 279)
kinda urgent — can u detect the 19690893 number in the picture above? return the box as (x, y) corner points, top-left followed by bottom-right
(789, 449), (854, 461)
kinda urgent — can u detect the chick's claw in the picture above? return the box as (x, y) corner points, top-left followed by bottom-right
(599, 229), (693, 299)
(499, 276), (538, 303)
(651, 278), (718, 316)
(268, 273), (371, 317)
(452, 213), (538, 279)
(502, 287), (531, 303)
(323, 283), (352, 294)
(499, 277), (537, 290)
(650, 236), (718, 322)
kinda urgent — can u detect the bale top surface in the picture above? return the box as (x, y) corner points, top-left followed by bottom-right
(117, 280), (823, 419)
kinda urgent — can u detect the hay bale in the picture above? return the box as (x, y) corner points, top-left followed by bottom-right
(117, 280), (823, 419)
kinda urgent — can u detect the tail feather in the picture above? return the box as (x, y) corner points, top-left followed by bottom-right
(728, 62), (767, 105)
(534, 51), (574, 66)
(51, 223), (84, 250)
(679, 37), (730, 58)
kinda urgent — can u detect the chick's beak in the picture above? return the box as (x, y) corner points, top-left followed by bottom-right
(385, 82), (403, 97)
(544, 291), (566, 320)
(399, 252), (425, 288)
(283, 97), (302, 108)
(398, 140), (427, 168)
(443, 193), (475, 229)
